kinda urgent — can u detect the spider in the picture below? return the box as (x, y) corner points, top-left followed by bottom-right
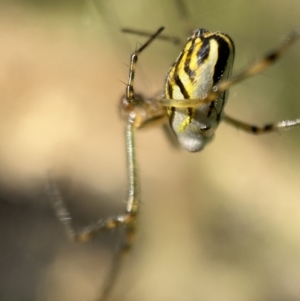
(48, 17), (300, 301)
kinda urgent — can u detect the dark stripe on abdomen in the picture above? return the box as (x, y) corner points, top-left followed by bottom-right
(212, 35), (232, 85)
(174, 74), (190, 99)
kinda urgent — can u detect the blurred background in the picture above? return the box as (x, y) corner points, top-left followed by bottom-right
(1, 0), (300, 300)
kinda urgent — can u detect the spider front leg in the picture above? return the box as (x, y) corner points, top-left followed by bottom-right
(96, 112), (140, 301)
(47, 112), (139, 301)
(224, 114), (300, 134)
(47, 27), (166, 301)
(48, 24), (164, 243)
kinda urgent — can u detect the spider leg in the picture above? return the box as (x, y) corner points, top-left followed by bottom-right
(47, 113), (138, 301)
(224, 114), (300, 134)
(47, 27), (167, 301)
(96, 112), (139, 301)
(125, 27), (164, 106)
(47, 177), (134, 243)
(121, 28), (182, 46)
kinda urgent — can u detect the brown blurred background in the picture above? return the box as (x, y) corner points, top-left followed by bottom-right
(1, 0), (300, 300)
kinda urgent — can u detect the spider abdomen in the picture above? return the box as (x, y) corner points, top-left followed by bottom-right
(165, 28), (235, 152)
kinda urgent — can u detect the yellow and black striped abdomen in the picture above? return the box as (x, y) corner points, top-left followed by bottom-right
(165, 28), (235, 152)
